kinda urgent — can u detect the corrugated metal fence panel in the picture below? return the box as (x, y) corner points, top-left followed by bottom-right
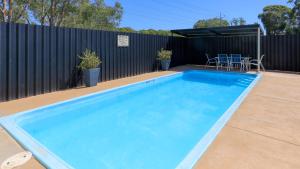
(0, 23), (7, 102)
(188, 35), (300, 72)
(187, 36), (257, 65)
(2, 22), (298, 102)
(262, 34), (300, 72)
(0, 23), (187, 101)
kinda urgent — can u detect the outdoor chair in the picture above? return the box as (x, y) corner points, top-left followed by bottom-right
(217, 54), (230, 71)
(250, 54), (265, 71)
(205, 53), (216, 67)
(229, 54), (243, 71)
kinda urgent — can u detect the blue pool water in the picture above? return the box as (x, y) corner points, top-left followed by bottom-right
(3, 70), (258, 169)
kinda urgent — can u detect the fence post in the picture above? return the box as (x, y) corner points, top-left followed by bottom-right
(257, 27), (261, 72)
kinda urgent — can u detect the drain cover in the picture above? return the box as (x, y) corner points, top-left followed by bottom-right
(1, 152), (32, 169)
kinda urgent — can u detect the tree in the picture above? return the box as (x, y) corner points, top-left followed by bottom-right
(288, 0), (300, 32)
(1, 0), (124, 30)
(230, 17), (246, 26)
(193, 17), (229, 28)
(139, 29), (171, 36)
(63, 0), (123, 30)
(118, 27), (136, 33)
(258, 5), (292, 35)
(0, 0), (31, 23)
(29, 0), (78, 26)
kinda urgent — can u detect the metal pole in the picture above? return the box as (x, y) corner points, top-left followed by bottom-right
(257, 27), (261, 72)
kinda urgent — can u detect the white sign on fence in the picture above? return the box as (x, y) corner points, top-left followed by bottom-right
(117, 35), (129, 47)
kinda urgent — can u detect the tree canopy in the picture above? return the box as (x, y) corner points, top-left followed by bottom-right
(288, 0), (300, 32)
(0, 0), (171, 35)
(63, 0), (123, 30)
(29, 0), (79, 26)
(0, 0), (30, 23)
(118, 27), (136, 33)
(193, 17), (229, 28)
(1, 0), (123, 30)
(139, 29), (171, 36)
(258, 5), (292, 35)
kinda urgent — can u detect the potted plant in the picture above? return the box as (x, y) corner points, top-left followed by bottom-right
(78, 49), (101, 87)
(157, 48), (172, 70)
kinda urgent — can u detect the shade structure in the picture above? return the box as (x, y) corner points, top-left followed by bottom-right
(171, 24), (263, 37)
(171, 24), (264, 71)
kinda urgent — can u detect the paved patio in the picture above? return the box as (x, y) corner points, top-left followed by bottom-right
(0, 65), (299, 169)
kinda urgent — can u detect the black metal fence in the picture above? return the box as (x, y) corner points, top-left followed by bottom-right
(186, 36), (257, 65)
(186, 35), (300, 72)
(1, 22), (300, 102)
(262, 34), (300, 72)
(0, 23), (187, 101)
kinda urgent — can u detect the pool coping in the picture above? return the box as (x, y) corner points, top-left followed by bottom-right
(176, 72), (262, 169)
(0, 71), (183, 169)
(0, 70), (261, 169)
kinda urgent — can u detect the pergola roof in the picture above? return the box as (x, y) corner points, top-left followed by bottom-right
(171, 24), (264, 37)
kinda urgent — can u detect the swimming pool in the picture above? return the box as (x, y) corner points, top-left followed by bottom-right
(1, 70), (260, 169)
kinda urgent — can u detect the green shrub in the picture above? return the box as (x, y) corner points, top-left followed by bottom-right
(78, 49), (101, 70)
(157, 48), (172, 61)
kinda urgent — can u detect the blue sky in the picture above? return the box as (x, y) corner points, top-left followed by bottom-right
(106, 0), (291, 30)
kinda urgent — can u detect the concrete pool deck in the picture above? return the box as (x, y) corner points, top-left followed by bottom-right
(0, 65), (299, 169)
